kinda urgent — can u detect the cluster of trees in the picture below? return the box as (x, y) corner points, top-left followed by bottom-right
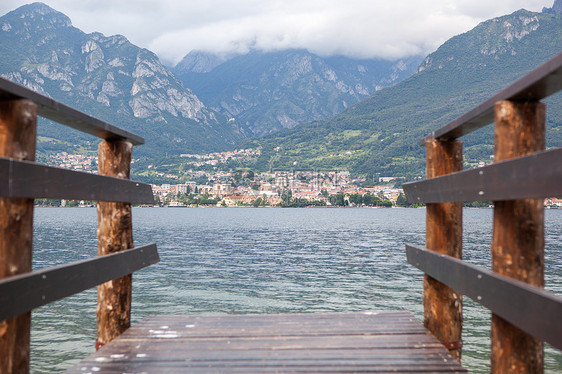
(34, 199), (95, 207)
(35, 199), (63, 207)
(156, 192), (219, 206)
(347, 193), (393, 207)
(276, 190), (396, 208)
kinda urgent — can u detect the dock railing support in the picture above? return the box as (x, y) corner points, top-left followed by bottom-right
(424, 139), (463, 361)
(0, 99), (37, 374)
(0, 77), (157, 373)
(491, 100), (545, 373)
(96, 140), (134, 350)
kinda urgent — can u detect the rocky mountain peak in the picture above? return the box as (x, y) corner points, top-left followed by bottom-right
(543, 0), (562, 14)
(1, 2), (72, 33)
(174, 50), (229, 74)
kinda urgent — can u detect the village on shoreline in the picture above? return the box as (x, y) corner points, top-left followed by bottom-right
(37, 151), (417, 208)
(35, 151), (562, 209)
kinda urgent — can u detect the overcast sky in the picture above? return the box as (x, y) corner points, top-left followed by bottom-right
(0, 0), (555, 65)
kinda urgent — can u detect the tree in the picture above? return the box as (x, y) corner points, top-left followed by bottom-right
(329, 193), (347, 206)
(380, 200), (393, 207)
(281, 189), (292, 204)
(396, 193), (410, 207)
(348, 194), (363, 206)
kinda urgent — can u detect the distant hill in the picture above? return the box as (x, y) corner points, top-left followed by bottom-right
(0, 3), (247, 157)
(172, 49), (423, 136)
(244, 9), (562, 178)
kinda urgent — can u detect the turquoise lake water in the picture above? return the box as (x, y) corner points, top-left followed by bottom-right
(30, 207), (562, 372)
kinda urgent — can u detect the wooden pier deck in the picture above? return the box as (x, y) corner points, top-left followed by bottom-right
(66, 311), (466, 373)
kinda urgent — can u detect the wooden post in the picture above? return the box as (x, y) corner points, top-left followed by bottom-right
(96, 139), (134, 349)
(0, 99), (37, 374)
(491, 100), (545, 373)
(424, 139), (463, 361)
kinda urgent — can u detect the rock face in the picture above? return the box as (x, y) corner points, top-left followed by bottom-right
(0, 3), (244, 155)
(172, 49), (423, 136)
(543, 0), (562, 14)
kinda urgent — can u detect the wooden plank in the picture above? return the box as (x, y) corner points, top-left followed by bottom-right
(406, 244), (562, 351)
(0, 157), (154, 204)
(108, 335), (446, 350)
(67, 312), (467, 373)
(490, 100), (544, 373)
(0, 244), (159, 322)
(402, 147), (562, 203)
(0, 77), (144, 146)
(120, 318), (429, 338)
(0, 98), (36, 374)
(424, 139), (463, 361)
(420, 51), (562, 145)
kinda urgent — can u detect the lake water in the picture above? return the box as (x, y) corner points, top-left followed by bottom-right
(30, 207), (562, 373)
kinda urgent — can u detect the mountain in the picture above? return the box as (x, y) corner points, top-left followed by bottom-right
(172, 49), (423, 136)
(543, 0), (562, 14)
(0, 3), (246, 157)
(174, 50), (229, 74)
(243, 8), (562, 178)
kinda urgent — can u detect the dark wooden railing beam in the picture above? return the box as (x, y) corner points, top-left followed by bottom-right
(402, 147), (562, 203)
(0, 77), (144, 146)
(421, 51), (562, 145)
(0, 99), (37, 374)
(424, 139), (463, 361)
(0, 157), (154, 203)
(0, 244), (159, 322)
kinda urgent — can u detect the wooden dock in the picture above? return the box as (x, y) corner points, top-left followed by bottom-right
(66, 311), (466, 373)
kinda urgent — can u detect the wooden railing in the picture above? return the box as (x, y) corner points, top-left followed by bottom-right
(403, 51), (562, 373)
(0, 77), (159, 373)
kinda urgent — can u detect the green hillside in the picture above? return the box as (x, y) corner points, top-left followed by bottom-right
(244, 10), (562, 178)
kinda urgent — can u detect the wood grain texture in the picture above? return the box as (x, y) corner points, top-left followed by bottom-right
(424, 139), (463, 362)
(96, 140), (134, 349)
(0, 99), (36, 374)
(491, 100), (545, 374)
(66, 312), (467, 373)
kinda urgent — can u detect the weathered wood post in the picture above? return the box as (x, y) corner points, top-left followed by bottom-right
(96, 139), (134, 350)
(491, 100), (545, 373)
(424, 139), (463, 361)
(0, 99), (37, 373)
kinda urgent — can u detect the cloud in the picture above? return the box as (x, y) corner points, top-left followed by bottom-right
(0, 0), (554, 65)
